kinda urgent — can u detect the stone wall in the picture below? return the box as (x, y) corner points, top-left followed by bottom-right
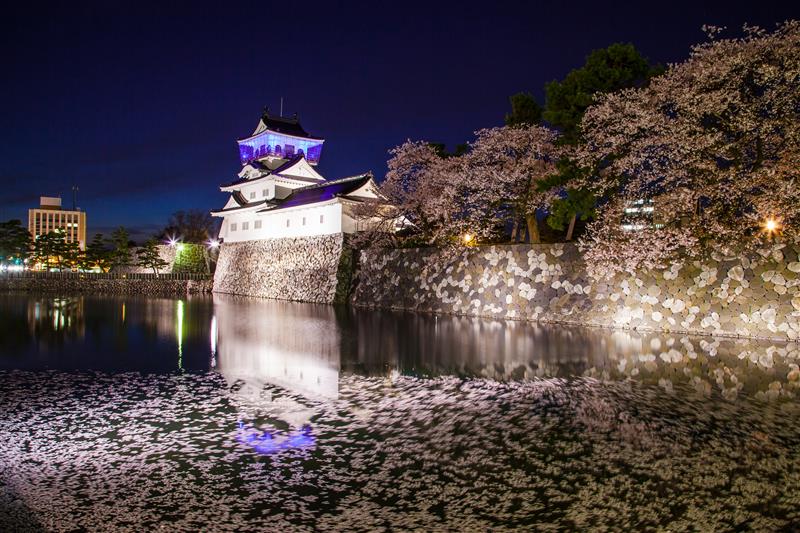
(0, 277), (213, 296)
(354, 243), (800, 341)
(116, 245), (178, 274)
(213, 234), (350, 304)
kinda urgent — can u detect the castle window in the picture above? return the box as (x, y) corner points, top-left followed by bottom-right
(249, 191), (256, 200)
(242, 221), (249, 230)
(302, 217), (306, 226)
(230, 223), (237, 232)
(286, 219), (290, 228)
(320, 214), (324, 224)
(254, 220), (262, 229)
(262, 189), (268, 197)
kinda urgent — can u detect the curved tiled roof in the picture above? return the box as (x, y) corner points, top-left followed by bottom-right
(242, 110), (324, 141)
(257, 174), (373, 213)
(219, 156), (323, 189)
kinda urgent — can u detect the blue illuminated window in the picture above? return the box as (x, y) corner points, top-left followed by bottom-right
(238, 131), (324, 165)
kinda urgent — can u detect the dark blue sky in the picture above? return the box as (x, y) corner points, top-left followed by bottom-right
(1, 0), (796, 241)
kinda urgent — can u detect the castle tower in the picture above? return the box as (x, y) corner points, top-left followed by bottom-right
(237, 109), (325, 168)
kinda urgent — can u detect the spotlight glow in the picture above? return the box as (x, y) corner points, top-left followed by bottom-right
(762, 216), (783, 237)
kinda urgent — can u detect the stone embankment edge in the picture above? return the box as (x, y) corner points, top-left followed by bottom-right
(0, 278), (213, 296)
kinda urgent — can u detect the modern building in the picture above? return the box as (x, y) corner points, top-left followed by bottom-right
(28, 196), (87, 249)
(211, 109), (383, 242)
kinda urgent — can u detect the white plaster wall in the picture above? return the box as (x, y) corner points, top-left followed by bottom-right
(220, 202), (343, 243)
(239, 180), (275, 202)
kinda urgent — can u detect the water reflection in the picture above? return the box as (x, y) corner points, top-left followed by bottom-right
(211, 294), (798, 403)
(0, 293), (213, 372)
(0, 292), (797, 402)
(213, 295), (342, 400)
(2, 293), (800, 529)
(26, 296), (85, 344)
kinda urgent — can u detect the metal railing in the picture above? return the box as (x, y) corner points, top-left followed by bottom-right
(0, 270), (211, 281)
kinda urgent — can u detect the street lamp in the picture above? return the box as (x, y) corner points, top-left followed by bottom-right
(462, 233), (474, 245)
(762, 216), (782, 237)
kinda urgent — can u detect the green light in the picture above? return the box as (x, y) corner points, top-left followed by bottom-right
(176, 300), (184, 370)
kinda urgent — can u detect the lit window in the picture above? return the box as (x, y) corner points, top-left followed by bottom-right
(242, 221), (249, 230)
(254, 220), (262, 229)
(230, 223), (237, 232)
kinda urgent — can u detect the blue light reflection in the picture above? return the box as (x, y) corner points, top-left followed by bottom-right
(236, 422), (316, 455)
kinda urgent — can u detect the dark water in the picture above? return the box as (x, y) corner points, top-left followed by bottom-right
(1, 292), (799, 531)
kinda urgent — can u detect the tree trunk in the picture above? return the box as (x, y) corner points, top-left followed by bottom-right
(526, 213), (540, 244)
(510, 220), (519, 243)
(565, 214), (577, 241)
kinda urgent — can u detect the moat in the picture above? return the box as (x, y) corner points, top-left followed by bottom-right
(1, 292), (799, 531)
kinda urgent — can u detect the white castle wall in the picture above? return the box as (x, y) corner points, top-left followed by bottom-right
(219, 202), (343, 243)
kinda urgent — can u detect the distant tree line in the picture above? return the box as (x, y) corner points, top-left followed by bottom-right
(0, 208), (218, 275)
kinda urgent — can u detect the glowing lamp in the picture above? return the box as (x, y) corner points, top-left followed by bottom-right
(208, 240), (219, 249)
(462, 233), (474, 245)
(177, 243), (185, 252)
(762, 216), (782, 237)
(168, 238), (178, 247)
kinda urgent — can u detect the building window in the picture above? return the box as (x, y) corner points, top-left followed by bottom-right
(242, 221), (249, 230)
(249, 191), (256, 200)
(302, 217), (306, 226)
(286, 219), (290, 228)
(262, 189), (268, 197)
(320, 214), (324, 224)
(230, 223), (237, 232)
(254, 220), (262, 229)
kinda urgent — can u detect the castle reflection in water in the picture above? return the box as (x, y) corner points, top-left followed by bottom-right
(210, 294), (798, 405)
(7, 292), (798, 405)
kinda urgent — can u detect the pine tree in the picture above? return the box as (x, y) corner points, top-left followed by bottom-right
(85, 233), (111, 272)
(0, 219), (32, 266)
(137, 239), (168, 275)
(109, 227), (132, 270)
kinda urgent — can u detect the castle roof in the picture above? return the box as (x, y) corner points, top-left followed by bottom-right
(257, 174), (373, 212)
(244, 110), (323, 141)
(220, 156), (325, 189)
(212, 174), (374, 216)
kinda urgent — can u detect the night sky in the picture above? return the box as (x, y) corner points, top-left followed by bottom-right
(1, 1), (796, 242)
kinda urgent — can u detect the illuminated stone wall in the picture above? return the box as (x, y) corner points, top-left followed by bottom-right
(116, 245), (178, 274)
(354, 243), (800, 341)
(213, 234), (349, 304)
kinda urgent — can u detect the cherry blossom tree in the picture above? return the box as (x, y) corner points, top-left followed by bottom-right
(577, 21), (800, 277)
(460, 126), (560, 243)
(354, 126), (561, 248)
